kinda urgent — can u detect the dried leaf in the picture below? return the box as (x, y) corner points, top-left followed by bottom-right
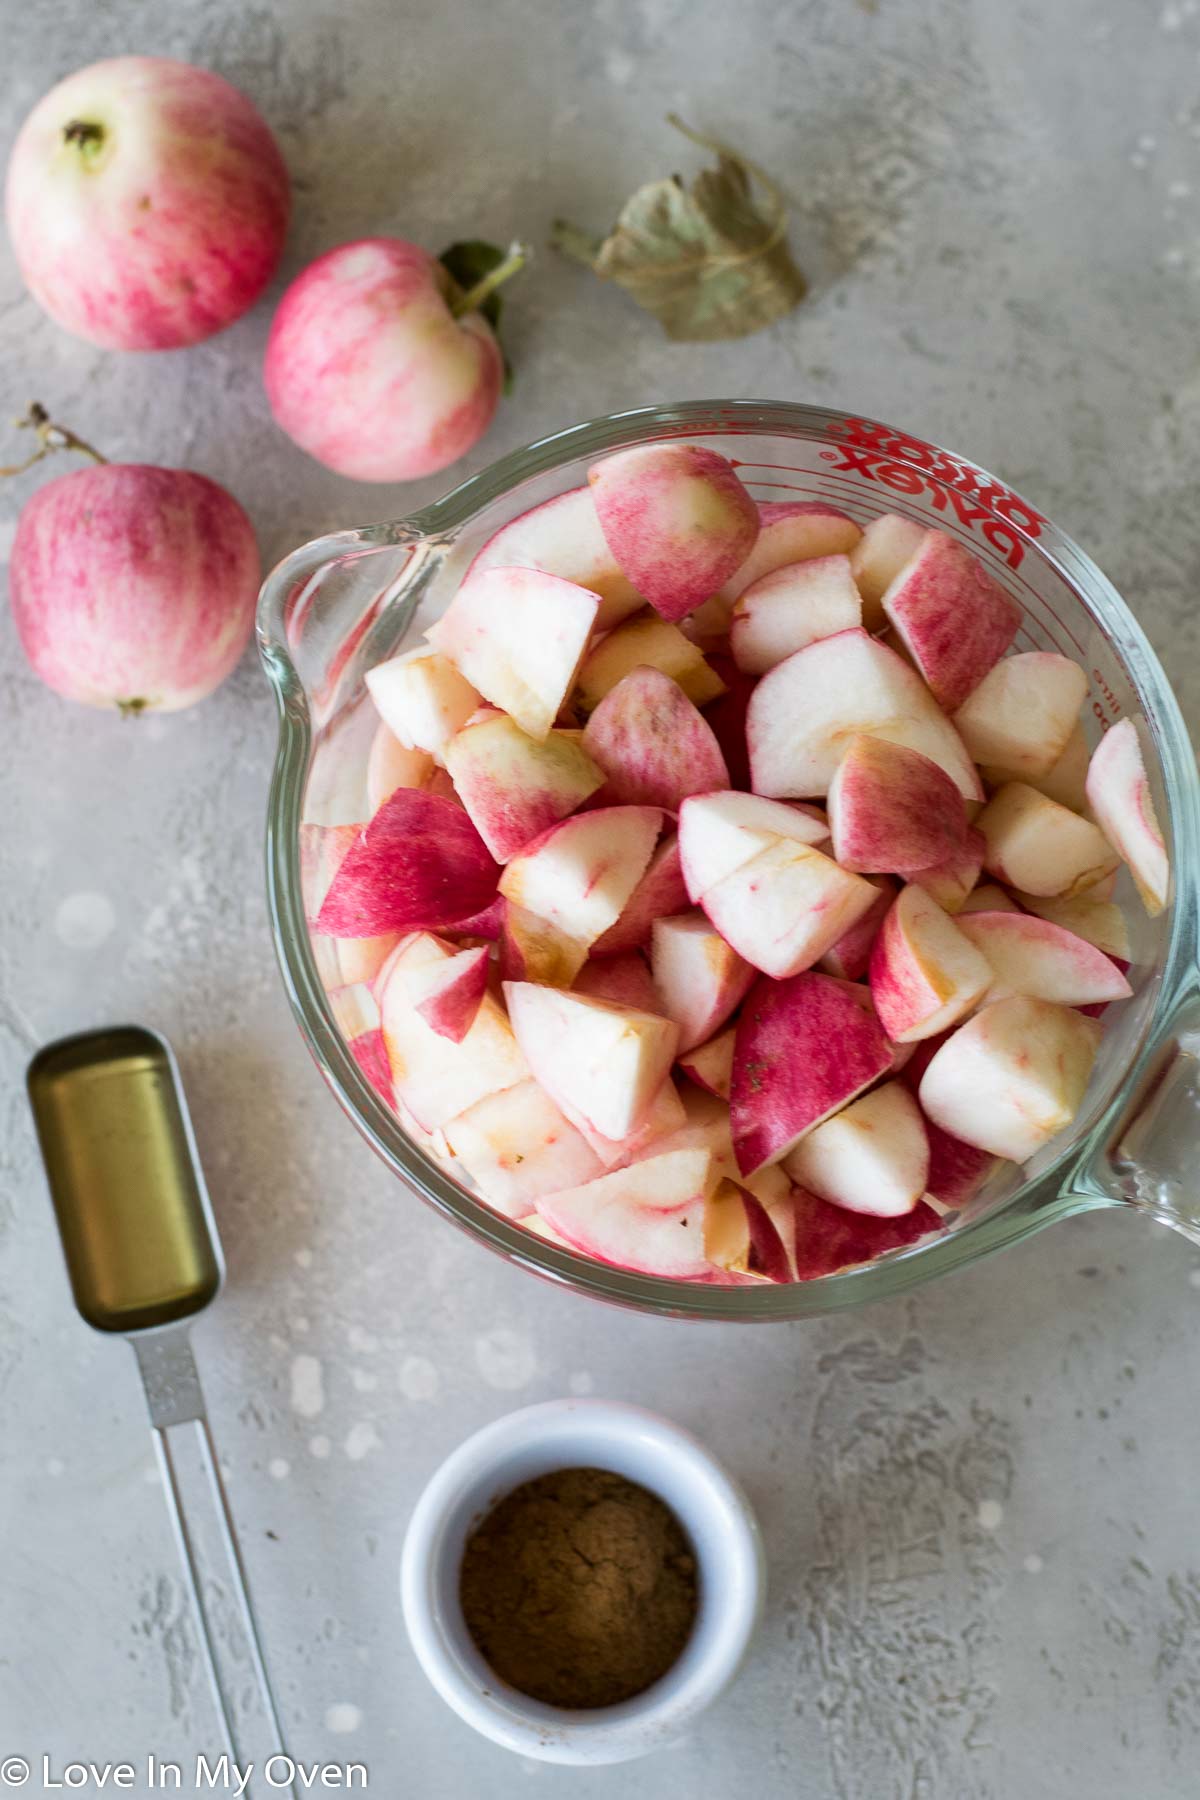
(551, 116), (807, 343)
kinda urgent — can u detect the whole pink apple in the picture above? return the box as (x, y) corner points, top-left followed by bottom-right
(5, 57), (290, 350)
(263, 238), (506, 482)
(10, 463), (260, 711)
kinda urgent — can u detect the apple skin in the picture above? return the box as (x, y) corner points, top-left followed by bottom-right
(818, 875), (897, 981)
(463, 485), (644, 633)
(792, 1187), (941, 1279)
(828, 735), (968, 876)
(591, 832), (688, 955)
(881, 530), (1021, 710)
(10, 463), (259, 711)
(1085, 716), (1171, 916)
(730, 971), (893, 1174)
(536, 1147), (713, 1279)
(582, 667), (729, 810)
(444, 712), (604, 862)
(868, 883), (993, 1043)
(409, 945), (491, 1043)
(848, 512), (926, 631)
(6, 56), (289, 350)
(588, 444), (759, 622)
(264, 238), (503, 482)
(316, 789), (499, 937)
(347, 1028), (395, 1109)
(574, 950), (662, 1015)
(956, 910), (1132, 1007)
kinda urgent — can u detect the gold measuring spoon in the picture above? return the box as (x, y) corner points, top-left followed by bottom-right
(28, 1025), (295, 1797)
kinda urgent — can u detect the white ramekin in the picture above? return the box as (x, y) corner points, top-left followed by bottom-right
(399, 1397), (765, 1765)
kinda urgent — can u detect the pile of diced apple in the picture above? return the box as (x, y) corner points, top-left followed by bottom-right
(305, 441), (1170, 1286)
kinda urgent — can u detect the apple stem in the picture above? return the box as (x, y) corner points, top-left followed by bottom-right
(448, 242), (531, 319)
(0, 403), (108, 478)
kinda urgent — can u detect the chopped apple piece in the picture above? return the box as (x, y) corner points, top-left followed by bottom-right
(700, 837), (880, 980)
(678, 1026), (735, 1100)
(499, 806), (661, 952)
(818, 874), (897, 981)
(463, 484), (644, 632)
(316, 790), (499, 937)
(379, 934), (526, 1130)
(1085, 716), (1170, 916)
(591, 831), (688, 954)
(881, 531), (1021, 710)
(365, 646), (481, 762)
(848, 511), (926, 632)
(575, 612), (726, 712)
(924, 1121), (1000, 1211)
(747, 627), (982, 801)
(678, 790), (829, 900)
(581, 667), (729, 809)
(785, 1080), (929, 1218)
(731, 971), (893, 1173)
(504, 981), (679, 1141)
(1014, 891), (1131, 960)
(918, 996), (1100, 1162)
(443, 1080), (604, 1216)
(953, 652), (1088, 779)
(405, 945), (491, 1043)
(730, 555), (862, 675)
(913, 827), (986, 914)
(956, 911), (1132, 1007)
(650, 911), (755, 1051)
(536, 1148), (713, 1278)
(982, 721), (1090, 815)
(427, 565), (600, 740)
(721, 501), (862, 601)
(498, 901), (588, 987)
(573, 951), (662, 1014)
(366, 723), (435, 814)
(703, 1179), (793, 1281)
(958, 882), (1023, 916)
(977, 783), (1119, 898)
(562, 1076), (687, 1171)
(869, 883), (993, 1042)
(792, 1188), (941, 1279)
(444, 712), (604, 862)
(589, 443), (759, 622)
(828, 735), (967, 875)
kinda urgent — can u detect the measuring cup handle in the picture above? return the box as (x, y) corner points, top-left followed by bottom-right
(136, 1336), (298, 1800)
(1075, 975), (1200, 1243)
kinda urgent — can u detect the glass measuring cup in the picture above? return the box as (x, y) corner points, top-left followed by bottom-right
(257, 400), (1200, 1321)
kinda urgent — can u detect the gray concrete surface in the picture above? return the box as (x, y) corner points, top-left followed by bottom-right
(3, 1), (1200, 1794)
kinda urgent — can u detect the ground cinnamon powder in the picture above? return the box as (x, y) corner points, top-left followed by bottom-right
(458, 1466), (699, 1708)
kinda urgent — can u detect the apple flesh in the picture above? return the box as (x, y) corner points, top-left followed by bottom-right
(650, 911), (755, 1051)
(1085, 717), (1170, 916)
(462, 485), (644, 632)
(6, 56), (289, 349)
(265, 238), (504, 482)
(746, 627), (982, 801)
(912, 826), (986, 914)
(956, 910), (1132, 1006)
(316, 789), (499, 937)
(1014, 891), (1131, 960)
(581, 667), (729, 809)
(958, 882), (1023, 916)
(720, 501), (862, 602)
(785, 1080), (929, 1218)
(9, 464), (260, 712)
(428, 565), (599, 741)
(731, 971), (893, 1173)
(504, 981), (679, 1141)
(379, 933), (526, 1130)
(678, 1026), (735, 1100)
(818, 874), (897, 980)
(918, 996), (1101, 1162)
(678, 789), (830, 901)
(952, 652), (1088, 780)
(406, 945), (491, 1042)
(699, 836), (880, 980)
(881, 531), (1021, 710)
(588, 444), (759, 622)
(536, 1148), (713, 1278)
(498, 900), (589, 988)
(562, 1076), (688, 1172)
(444, 711), (604, 862)
(868, 883), (993, 1042)
(703, 1180), (793, 1282)
(499, 805), (661, 954)
(848, 512), (927, 632)
(828, 734), (968, 875)
(574, 611), (726, 712)
(366, 724), (435, 814)
(443, 1079), (603, 1217)
(730, 555), (862, 675)
(591, 831), (688, 954)
(365, 648), (481, 762)
(977, 783), (1120, 897)
(984, 720), (1090, 814)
